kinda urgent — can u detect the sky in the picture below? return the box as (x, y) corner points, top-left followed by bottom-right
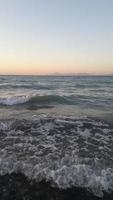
(0, 0), (113, 75)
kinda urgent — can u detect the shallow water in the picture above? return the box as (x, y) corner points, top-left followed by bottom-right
(0, 116), (113, 197)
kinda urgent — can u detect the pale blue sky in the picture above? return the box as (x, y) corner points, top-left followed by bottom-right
(0, 0), (113, 74)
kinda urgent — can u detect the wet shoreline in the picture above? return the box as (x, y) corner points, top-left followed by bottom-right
(0, 173), (113, 200)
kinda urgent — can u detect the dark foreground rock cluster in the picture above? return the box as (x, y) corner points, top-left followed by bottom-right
(0, 173), (112, 200)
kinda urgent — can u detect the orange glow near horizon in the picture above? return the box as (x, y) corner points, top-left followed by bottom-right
(0, 60), (113, 75)
(0, 52), (112, 74)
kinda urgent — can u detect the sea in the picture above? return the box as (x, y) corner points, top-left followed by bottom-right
(0, 75), (113, 199)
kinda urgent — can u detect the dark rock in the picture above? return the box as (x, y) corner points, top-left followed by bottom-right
(0, 173), (113, 200)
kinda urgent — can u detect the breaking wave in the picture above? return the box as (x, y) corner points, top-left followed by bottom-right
(0, 95), (74, 106)
(0, 116), (113, 198)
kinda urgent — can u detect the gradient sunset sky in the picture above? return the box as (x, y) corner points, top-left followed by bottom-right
(0, 0), (113, 75)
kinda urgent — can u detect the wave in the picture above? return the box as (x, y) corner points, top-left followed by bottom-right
(0, 116), (113, 197)
(0, 95), (30, 105)
(0, 94), (112, 108)
(0, 95), (75, 106)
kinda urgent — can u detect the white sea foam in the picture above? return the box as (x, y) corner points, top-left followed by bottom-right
(0, 116), (113, 197)
(0, 95), (31, 105)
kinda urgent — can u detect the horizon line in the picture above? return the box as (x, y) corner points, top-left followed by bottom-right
(0, 73), (113, 76)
